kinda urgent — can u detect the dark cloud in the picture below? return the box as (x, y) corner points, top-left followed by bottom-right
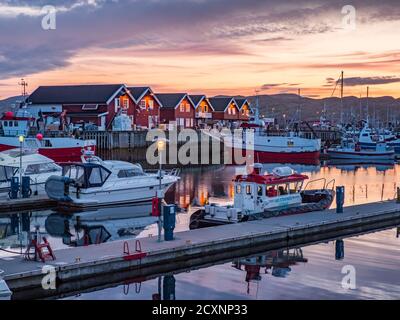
(325, 76), (400, 87)
(0, 0), (400, 80)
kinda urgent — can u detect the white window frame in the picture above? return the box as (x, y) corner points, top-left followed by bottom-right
(140, 100), (146, 109)
(186, 103), (190, 113)
(123, 98), (129, 109)
(180, 103), (185, 113)
(148, 100), (154, 110)
(115, 98), (120, 113)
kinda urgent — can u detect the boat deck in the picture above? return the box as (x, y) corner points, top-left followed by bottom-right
(1, 200), (400, 299)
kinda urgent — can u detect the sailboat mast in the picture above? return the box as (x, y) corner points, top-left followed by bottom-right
(340, 71), (344, 125)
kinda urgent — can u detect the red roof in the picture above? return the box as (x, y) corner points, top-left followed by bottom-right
(234, 173), (308, 185)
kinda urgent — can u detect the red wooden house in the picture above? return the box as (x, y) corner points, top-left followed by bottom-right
(128, 87), (163, 129)
(156, 93), (196, 129)
(235, 98), (251, 121)
(27, 84), (135, 130)
(189, 95), (214, 128)
(209, 97), (240, 126)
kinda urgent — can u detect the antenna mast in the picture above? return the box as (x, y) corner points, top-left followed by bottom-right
(19, 78), (28, 96)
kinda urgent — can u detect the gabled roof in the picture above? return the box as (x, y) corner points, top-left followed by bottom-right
(188, 95), (215, 110)
(127, 86), (163, 106)
(235, 98), (250, 110)
(128, 87), (150, 102)
(156, 93), (194, 109)
(27, 84), (134, 105)
(208, 97), (238, 112)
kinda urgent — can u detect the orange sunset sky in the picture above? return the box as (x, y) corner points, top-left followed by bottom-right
(0, 0), (399, 99)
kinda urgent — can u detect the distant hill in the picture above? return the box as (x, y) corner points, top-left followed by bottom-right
(246, 94), (400, 124)
(0, 95), (25, 114)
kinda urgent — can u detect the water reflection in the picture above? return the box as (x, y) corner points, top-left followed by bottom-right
(165, 163), (400, 210)
(66, 228), (400, 300)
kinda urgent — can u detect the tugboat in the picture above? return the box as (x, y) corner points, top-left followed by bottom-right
(189, 164), (335, 229)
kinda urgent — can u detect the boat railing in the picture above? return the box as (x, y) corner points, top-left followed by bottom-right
(303, 178), (327, 191)
(326, 179), (336, 191)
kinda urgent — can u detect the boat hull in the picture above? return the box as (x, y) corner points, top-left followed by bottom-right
(0, 137), (96, 163)
(232, 148), (320, 165)
(59, 182), (176, 208)
(327, 149), (395, 160)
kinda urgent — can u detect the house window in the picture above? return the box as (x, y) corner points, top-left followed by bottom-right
(186, 103), (190, 112)
(204, 105), (208, 112)
(232, 108), (236, 115)
(228, 108), (231, 115)
(185, 118), (191, 127)
(123, 98), (129, 109)
(246, 185), (252, 195)
(180, 103), (185, 113)
(236, 185), (241, 194)
(140, 100), (146, 109)
(148, 100), (154, 110)
(115, 98), (120, 113)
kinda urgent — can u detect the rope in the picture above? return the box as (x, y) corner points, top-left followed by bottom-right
(0, 247), (24, 255)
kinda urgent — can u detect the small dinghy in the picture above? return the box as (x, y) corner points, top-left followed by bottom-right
(190, 164), (335, 229)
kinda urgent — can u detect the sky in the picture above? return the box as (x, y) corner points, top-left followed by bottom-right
(0, 0), (400, 99)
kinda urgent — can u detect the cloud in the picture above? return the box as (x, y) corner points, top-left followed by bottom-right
(325, 76), (400, 87)
(261, 83), (301, 90)
(1, 0), (400, 81)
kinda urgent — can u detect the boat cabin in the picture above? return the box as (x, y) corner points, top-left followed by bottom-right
(62, 163), (112, 189)
(233, 165), (308, 212)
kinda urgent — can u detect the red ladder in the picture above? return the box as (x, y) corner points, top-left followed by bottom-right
(26, 237), (56, 263)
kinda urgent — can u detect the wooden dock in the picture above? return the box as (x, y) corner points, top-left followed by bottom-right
(1, 200), (399, 299)
(0, 195), (56, 214)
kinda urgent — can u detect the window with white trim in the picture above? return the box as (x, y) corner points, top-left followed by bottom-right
(180, 103), (185, 113)
(186, 103), (190, 112)
(148, 100), (154, 110)
(123, 98), (129, 109)
(140, 100), (146, 109)
(185, 118), (191, 127)
(114, 98), (120, 113)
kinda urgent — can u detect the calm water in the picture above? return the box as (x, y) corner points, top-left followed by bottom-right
(1, 162), (400, 299)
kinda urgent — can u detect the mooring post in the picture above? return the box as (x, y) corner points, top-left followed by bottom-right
(336, 186), (345, 213)
(397, 187), (400, 204)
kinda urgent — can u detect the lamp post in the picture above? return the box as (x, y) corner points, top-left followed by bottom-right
(157, 138), (167, 242)
(18, 135), (25, 198)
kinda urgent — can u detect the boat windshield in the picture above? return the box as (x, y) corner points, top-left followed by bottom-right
(0, 165), (17, 183)
(62, 164), (111, 188)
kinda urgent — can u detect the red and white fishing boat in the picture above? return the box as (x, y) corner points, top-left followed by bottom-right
(190, 164), (335, 229)
(222, 108), (321, 165)
(0, 109), (95, 163)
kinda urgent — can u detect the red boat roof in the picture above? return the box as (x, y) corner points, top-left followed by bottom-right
(234, 173), (308, 185)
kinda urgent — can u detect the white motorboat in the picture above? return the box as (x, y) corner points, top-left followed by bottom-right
(0, 149), (62, 196)
(45, 155), (180, 208)
(327, 140), (395, 161)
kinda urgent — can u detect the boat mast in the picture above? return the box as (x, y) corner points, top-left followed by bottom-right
(340, 71), (344, 125)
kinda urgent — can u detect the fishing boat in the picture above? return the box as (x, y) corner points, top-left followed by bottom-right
(189, 164), (335, 229)
(220, 106), (321, 165)
(45, 154), (180, 208)
(0, 149), (62, 196)
(327, 139), (395, 161)
(0, 109), (96, 163)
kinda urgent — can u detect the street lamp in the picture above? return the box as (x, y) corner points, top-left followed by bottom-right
(156, 137), (168, 242)
(18, 135), (25, 198)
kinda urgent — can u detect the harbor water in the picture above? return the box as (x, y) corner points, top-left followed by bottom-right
(1, 160), (399, 300)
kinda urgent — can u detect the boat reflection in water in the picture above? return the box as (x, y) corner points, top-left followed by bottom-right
(0, 203), (158, 254)
(45, 203), (157, 247)
(232, 248), (308, 293)
(324, 159), (396, 172)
